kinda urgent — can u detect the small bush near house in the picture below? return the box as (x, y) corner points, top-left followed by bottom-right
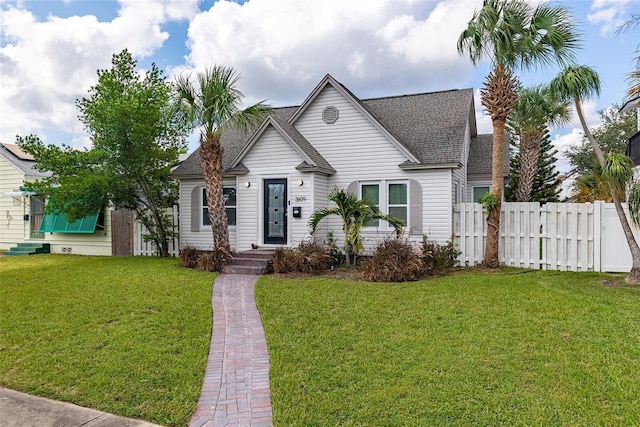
(361, 238), (423, 282)
(273, 242), (331, 274)
(178, 245), (201, 268)
(179, 246), (228, 272)
(196, 249), (228, 272)
(422, 237), (460, 275)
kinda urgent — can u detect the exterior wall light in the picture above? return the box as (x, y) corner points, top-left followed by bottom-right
(243, 181), (251, 188)
(296, 179), (304, 186)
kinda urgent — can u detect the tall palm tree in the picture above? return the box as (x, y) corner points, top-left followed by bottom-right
(457, 0), (578, 267)
(508, 84), (570, 202)
(550, 65), (640, 283)
(175, 66), (269, 257)
(309, 187), (403, 266)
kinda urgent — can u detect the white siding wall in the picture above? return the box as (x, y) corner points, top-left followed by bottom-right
(311, 174), (329, 243)
(294, 85), (453, 247)
(289, 177), (314, 244)
(236, 174), (258, 251)
(420, 169), (453, 242)
(0, 157), (29, 249)
(452, 122), (470, 204)
(178, 178), (238, 251)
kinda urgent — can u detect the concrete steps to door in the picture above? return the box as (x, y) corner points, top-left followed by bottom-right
(5, 242), (50, 256)
(222, 250), (275, 275)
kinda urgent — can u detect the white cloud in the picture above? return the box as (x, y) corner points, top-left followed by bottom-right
(183, 0), (480, 106)
(0, 0), (198, 142)
(567, 99), (601, 129)
(473, 88), (493, 135)
(588, 0), (630, 35)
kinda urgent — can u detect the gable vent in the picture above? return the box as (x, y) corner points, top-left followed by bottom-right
(322, 106), (339, 124)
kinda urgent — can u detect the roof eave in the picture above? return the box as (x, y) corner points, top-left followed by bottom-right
(399, 162), (461, 170)
(224, 163), (250, 176)
(295, 162), (336, 176)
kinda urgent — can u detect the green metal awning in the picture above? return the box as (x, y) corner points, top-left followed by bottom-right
(39, 211), (101, 234)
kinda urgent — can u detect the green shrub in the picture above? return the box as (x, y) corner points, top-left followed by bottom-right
(361, 238), (423, 282)
(422, 237), (460, 275)
(273, 242), (331, 274)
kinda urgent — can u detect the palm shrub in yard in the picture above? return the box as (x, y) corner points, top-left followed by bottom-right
(273, 242), (330, 274)
(422, 237), (461, 275)
(362, 237), (460, 282)
(178, 245), (228, 271)
(361, 238), (423, 282)
(178, 245), (201, 268)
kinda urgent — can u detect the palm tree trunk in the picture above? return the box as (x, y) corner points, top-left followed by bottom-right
(200, 132), (231, 258)
(575, 99), (640, 283)
(483, 118), (507, 267)
(480, 63), (517, 268)
(515, 133), (540, 202)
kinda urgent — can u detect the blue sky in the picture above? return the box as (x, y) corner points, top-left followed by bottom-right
(1, 0), (639, 175)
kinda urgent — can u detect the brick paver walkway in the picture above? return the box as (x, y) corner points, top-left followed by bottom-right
(190, 274), (273, 427)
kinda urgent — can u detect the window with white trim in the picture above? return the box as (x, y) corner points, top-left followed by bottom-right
(359, 180), (408, 228)
(472, 186), (490, 202)
(202, 187), (237, 227)
(361, 183), (380, 227)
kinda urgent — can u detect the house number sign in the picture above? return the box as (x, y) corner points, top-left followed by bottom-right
(295, 196), (307, 202)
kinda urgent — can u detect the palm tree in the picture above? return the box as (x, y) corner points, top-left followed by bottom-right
(508, 84), (570, 202)
(308, 187), (404, 266)
(175, 66), (269, 257)
(571, 166), (613, 203)
(550, 65), (640, 283)
(457, 0), (578, 267)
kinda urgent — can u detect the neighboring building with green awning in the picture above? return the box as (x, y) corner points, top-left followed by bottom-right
(39, 210), (102, 234)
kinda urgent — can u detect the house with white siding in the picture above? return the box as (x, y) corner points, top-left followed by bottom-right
(171, 74), (505, 252)
(0, 142), (113, 255)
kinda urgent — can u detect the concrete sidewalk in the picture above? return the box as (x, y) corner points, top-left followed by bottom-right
(0, 387), (164, 427)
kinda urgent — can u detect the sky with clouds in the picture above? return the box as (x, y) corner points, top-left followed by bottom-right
(1, 0), (639, 177)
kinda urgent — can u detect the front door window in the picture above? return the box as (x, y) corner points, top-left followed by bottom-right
(30, 196), (44, 239)
(264, 179), (287, 244)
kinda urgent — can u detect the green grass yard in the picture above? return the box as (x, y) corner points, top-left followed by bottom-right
(256, 269), (640, 426)
(0, 255), (214, 427)
(4, 255), (640, 426)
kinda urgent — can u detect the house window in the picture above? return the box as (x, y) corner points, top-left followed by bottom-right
(360, 181), (408, 227)
(473, 186), (490, 202)
(202, 187), (237, 227)
(202, 188), (210, 226)
(388, 182), (407, 224)
(361, 183), (380, 227)
(224, 187), (237, 226)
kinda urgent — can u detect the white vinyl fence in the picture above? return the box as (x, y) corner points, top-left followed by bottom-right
(454, 201), (640, 272)
(133, 206), (179, 257)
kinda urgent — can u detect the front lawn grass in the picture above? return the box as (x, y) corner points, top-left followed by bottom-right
(0, 255), (214, 426)
(256, 269), (640, 426)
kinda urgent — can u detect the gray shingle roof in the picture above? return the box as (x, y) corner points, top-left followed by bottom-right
(0, 143), (50, 178)
(468, 133), (510, 176)
(172, 79), (483, 178)
(362, 89), (474, 166)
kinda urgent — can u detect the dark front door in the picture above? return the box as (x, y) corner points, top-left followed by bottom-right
(264, 179), (287, 245)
